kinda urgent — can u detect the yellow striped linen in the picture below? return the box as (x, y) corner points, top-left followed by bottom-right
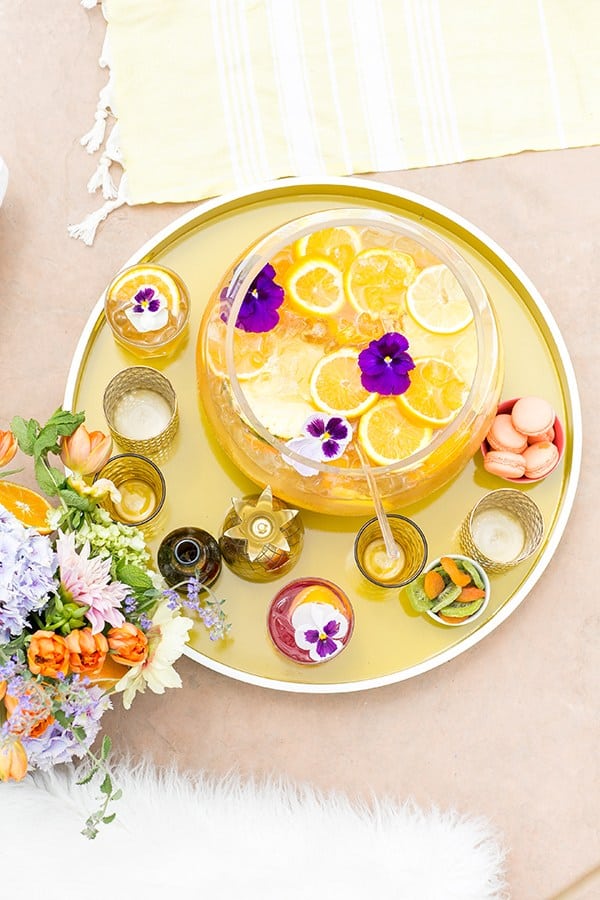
(88, 0), (600, 205)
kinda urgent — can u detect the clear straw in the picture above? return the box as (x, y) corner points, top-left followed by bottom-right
(356, 443), (400, 560)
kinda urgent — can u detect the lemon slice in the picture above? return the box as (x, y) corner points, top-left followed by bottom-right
(240, 338), (325, 439)
(406, 264), (473, 334)
(397, 357), (469, 427)
(284, 256), (345, 317)
(358, 399), (433, 466)
(294, 226), (362, 271)
(109, 265), (181, 317)
(345, 248), (417, 315)
(309, 348), (377, 419)
(241, 384), (316, 439)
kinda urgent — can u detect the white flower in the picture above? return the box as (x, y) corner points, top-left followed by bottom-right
(292, 601), (349, 663)
(113, 601), (193, 710)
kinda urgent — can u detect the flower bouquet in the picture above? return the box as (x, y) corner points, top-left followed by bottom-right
(0, 409), (229, 837)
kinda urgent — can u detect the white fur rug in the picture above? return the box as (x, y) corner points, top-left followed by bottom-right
(2, 762), (507, 899)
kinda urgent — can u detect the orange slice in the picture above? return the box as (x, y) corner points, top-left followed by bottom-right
(358, 399), (433, 466)
(108, 265), (181, 317)
(294, 226), (362, 271)
(309, 348), (377, 418)
(284, 256), (345, 317)
(397, 357), (468, 428)
(345, 248), (418, 315)
(406, 264), (473, 334)
(0, 482), (54, 533)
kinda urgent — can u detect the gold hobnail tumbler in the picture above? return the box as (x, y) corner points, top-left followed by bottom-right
(95, 453), (166, 537)
(103, 366), (179, 462)
(354, 514), (428, 588)
(459, 489), (544, 574)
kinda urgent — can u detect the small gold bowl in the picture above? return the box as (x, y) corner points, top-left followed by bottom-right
(103, 366), (178, 462)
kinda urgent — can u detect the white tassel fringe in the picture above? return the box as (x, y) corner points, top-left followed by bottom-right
(80, 78), (113, 153)
(86, 123), (122, 198)
(68, 174), (129, 246)
(80, 0), (98, 8)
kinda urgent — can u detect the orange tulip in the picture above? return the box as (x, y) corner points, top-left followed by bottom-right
(0, 736), (28, 782)
(107, 622), (149, 667)
(27, 631), (70, 678)
(0, 680), (6, 702)
(65, 628), (108, 676)
(0, 430), (17, 468)
(60, 425), (112, 476)
(4, 683), (54, 739)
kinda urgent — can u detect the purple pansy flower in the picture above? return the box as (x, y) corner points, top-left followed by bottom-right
(284, 414), (352, 476)
(358, 331), (415, 395)
(292, 602), (349, 662)
(132, 286), (161, 313)
(221, 263), (284, 333)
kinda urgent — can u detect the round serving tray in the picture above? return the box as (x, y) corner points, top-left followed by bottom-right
(64, 177), (582, 693)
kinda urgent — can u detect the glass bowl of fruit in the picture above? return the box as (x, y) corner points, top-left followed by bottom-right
(197, 208), (502, 516)
(406, 554), (490, 626)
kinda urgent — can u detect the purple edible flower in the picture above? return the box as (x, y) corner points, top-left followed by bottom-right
(303, 619), (341, 659)
(358, 331), (415, 395)
(132, 286), (161, 313)
(221, 264), (284, 333)
(292, 602), (349, 663)
(284, 415), (352, 476)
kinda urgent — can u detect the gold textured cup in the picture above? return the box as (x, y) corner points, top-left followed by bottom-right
(459, 489), (544, 574)
(95, 453), (166, 537)
(354, 515), (428, 588)
(103, 366), (178, 461)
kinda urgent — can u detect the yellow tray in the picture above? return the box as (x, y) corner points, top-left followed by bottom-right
(65, 177), (582, 693)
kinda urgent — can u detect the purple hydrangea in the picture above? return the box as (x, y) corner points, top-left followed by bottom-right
(0, 506), (57, 643)
(221, 263), (284, 333)
(20, 680), (111, 770)
(358, 332), (415, 395)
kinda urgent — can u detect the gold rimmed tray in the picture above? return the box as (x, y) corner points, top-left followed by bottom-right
(64, 177), (582, 693)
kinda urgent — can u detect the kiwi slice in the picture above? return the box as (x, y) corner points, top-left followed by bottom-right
(438, 598), (485, 618)
(430, 583), (462, 613)
(457, 558), (485, 590)
(405, 576), (431, 612)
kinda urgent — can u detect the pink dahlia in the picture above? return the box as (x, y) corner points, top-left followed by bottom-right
(55, 531), (127, 634)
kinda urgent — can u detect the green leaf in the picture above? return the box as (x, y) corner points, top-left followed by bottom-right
(10, 416), (38, 455)
(102, 813), (116, 824)
(46, 408), (86, 437)
(76, 767), (99, 786)
(111, 789), (122, 802)
(73, 726), (87, 741)
(100, 774), (112, 796)
(34, 423), (60, 457)
(33, 458), (63, 497)
(58, 489), (93, 512)
(101, 735), (112, 760)
(116, 562), (154, 591)
(54, 709), (70, 728)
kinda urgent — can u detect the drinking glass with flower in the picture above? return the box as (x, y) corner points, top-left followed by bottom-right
(0, 409), (229, 837)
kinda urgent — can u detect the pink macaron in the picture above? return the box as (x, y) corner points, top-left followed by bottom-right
(486, 413), (528, 453)
(483, 450), (527, 480)
(523, 441), (559, 480)
(527, 425), (556, 444)
(511, 396), (555, 439)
